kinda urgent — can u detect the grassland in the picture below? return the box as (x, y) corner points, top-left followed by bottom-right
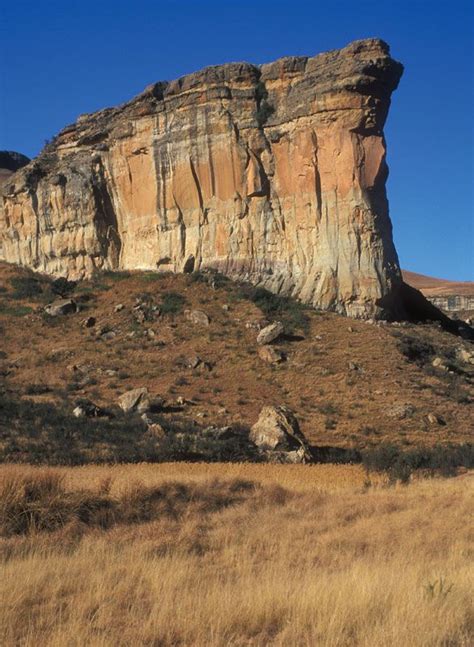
(1, 462), (472, 646)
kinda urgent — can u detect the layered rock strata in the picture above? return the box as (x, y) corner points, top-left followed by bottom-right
(0, 39), (404, 318)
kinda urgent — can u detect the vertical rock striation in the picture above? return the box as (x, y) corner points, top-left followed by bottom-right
(0, 38), (405, 318)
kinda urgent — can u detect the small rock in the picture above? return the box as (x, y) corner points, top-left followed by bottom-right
(114, 303), (124, 312)
(387, 403), (415, 420)
(73, 399), (107, 418)
(432, 357), (448, 371)
(348, 361), (359, 371)
(187, 355), (202, 369)
(426, 413), (446, 426)
(258, 345), (284, 364)
(101, 331), (116, 341)
(347, 326), (354, 333)
(257, 321), (284, 346)
(82, 316), (96, 328)
(222, 304), (230, 312)
(117, 387), (150, 413)
(246, 318), (270, 331)
(45, 299), (78, 316)
(456, 347), (474, 365)
(185, 309), (210, 326)
(147, 423), (166, 439)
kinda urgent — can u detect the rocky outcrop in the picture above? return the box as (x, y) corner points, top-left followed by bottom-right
(0, 39), (405, 319)
(0, 151), (30, 187)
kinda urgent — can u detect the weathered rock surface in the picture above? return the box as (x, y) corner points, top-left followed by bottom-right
(250, 405), (312, 462)
(117, 387), (151, 413)
(44, 298), (78, 316)
(258, 345), (284, 364)
(0, 39), (405, 319)
(257, 321), (284, 345)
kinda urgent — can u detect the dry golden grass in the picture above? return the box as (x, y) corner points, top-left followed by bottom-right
(1, 462), (472, 646)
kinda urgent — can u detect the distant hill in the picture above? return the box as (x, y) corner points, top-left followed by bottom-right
(402, 270), (474, 297)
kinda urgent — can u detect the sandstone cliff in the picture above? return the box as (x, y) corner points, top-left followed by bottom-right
(0, 38), (404, 318)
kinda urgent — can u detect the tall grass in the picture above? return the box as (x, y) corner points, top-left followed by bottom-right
(0, 463), (472, 646)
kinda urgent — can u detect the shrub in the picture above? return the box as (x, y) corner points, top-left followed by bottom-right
(362, 443), (474, 482)
(396, 335), (436, 365)
(51, 277), (77, 297)
(9, 276), (44, 300)
(160, 292), (186, 316)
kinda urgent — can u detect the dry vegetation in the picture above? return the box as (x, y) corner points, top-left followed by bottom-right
(0, 262), (473, 460)
(1, 462), (472, 646)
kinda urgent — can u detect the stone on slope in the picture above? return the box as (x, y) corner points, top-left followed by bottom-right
(44, 299), (78, 316)
(117, 387), (151, 413)
(0, 39), (405, 320)
(185, 309), (210, 326)
(257, 321), (284, 345)
(258, 345), (284, 364)
(249, 405), (312, 462)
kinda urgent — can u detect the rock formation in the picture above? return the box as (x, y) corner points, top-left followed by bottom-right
(0, 39), (405, 318)
(0, 151), (30, 187)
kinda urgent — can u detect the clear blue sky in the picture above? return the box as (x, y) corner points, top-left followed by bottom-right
(1, 0), (472, 280)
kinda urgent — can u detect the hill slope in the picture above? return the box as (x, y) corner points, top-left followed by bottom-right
(0, 262), (472, 464)
(402, 270), (474, 297)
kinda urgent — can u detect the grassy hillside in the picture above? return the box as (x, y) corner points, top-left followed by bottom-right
(0, 262), (473, 465)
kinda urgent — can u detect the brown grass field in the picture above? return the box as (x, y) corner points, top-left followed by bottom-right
(1, 462), (473, 646)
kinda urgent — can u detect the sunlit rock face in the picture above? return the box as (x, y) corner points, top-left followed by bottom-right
(0, 38), (404, 318)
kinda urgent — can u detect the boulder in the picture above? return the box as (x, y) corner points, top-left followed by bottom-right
(44, 299), (78, 316)
(258, 345), (284, 364)
(185, 309), (210, 326)
(249, 405), (312, 462)
(257, 321), (284, 345)
(73, 399), (107, 418)
(387, 403), (415, 420)
(117, 387), (151, 413)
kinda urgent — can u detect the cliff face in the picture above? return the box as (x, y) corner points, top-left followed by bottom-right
(0, 38), (404, 318)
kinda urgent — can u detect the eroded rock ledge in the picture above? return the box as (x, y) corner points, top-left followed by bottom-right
(0, 38), (404, 318)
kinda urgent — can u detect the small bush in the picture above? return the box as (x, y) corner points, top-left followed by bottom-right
(396, 335), (436, 365)
(51, 277), (77, 297)
(362, 443), (474, 482)
(160, 292), (186, 316)
(9, 276), (44, 300)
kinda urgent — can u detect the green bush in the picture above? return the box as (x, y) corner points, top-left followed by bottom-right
(160, 292), (186, 316)
(9, 276), (44, 300)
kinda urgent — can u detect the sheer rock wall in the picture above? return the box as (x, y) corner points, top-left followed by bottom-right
(0, 38), (404, 318)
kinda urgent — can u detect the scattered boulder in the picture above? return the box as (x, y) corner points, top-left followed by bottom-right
(432, 357), (449, 371)
(147, 422), (166, 439)
(114, 303), (124, 312)
(185, 309), (210, 326)
(246, 318), (270, 331)
(257, 321), (284, 346)
(73, 399), (108, 418)
(456, 347), (474, 365)
(387, 403), (415, 420)
(249, 405), (312, 462)
(117, 387), (151, 413)
(82, 316), (96, 328)
(258, 345), (284, 364)
(187, 355), (202, 369)
(44, 299), (78, 316)
(426, 413), (446, 426)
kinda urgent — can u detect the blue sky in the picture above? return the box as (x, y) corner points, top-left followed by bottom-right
(1, 0), (472, 280)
